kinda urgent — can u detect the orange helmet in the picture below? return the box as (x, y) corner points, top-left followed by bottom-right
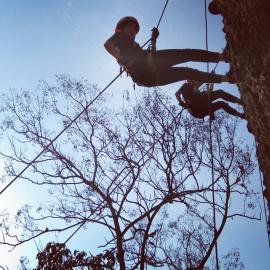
(115, 16), (140, 33)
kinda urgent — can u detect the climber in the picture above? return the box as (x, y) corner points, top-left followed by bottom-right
(104, 16), (234, 87)
(175, 81), (244, 119)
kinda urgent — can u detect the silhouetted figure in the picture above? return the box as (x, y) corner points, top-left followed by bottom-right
(175, 81), (244, 119)
(104, 16), (234, 87)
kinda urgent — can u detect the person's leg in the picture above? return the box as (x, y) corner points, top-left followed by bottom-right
(152, 49), (223, 68)
(211, 101), (244, 118)
(156, 67), (231, 86)
(209, 90), (242, 104)
(130, 69), (156, 87)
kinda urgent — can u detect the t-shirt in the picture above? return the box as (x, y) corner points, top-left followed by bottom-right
(107, 32), (147, 67)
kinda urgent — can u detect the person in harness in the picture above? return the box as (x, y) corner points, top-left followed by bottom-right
(175, 81), (244, 119)
(104, 16), (234, 87)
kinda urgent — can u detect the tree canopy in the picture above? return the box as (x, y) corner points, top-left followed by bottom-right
(0, 75), (259, 269)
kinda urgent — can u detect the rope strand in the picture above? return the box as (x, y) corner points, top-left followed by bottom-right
(204, 0), (219, 269)
(141, 0), (170, 48)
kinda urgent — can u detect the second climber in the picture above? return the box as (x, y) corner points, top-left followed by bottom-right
(175, 81), (244, 119)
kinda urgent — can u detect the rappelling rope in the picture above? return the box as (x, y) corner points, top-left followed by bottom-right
(141, 0), (169, 48)
(204, 0), (219, 269)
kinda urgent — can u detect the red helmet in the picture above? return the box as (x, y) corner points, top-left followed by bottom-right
(115, 16), (140, 33)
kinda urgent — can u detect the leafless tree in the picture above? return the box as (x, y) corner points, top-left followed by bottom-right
(0, 75), (259, 269)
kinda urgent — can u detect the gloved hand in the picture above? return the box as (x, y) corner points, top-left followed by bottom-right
(151, 27), (159, 40)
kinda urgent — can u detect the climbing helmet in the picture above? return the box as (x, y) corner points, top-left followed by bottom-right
(115, 16), (140, 33)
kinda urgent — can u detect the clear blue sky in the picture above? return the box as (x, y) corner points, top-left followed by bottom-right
(0, 1), (269, 269)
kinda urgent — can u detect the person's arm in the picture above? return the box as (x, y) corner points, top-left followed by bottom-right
(104, 38), (133, 68)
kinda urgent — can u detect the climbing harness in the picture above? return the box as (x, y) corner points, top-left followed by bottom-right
(0, 0), (170, 196)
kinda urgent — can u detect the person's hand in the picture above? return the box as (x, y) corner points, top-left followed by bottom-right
(151, 27), (159, 40)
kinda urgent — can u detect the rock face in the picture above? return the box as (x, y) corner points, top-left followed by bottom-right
(210, 0), (270, 230)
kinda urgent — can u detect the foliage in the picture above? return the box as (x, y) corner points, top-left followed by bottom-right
(222, 248), (244, 270)
(34, 242), (115, 270)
